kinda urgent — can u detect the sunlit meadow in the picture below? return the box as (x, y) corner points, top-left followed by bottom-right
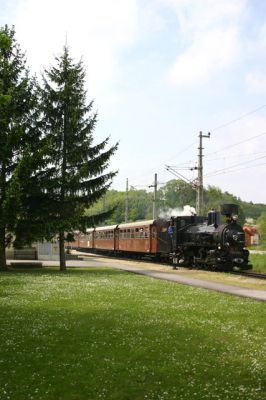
(249, 253), (266, 274)
(0, 267), (265, 400)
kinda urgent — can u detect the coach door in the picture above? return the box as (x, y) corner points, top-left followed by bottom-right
(150, 225), (157, 254)
(114, 227), (119, 251)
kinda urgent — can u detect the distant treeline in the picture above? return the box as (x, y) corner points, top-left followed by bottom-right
(85, 179), (266, 226)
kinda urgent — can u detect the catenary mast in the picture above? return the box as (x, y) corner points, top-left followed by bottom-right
(196, 131), (210, 215)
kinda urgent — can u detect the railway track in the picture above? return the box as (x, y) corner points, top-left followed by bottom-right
(231, 271), (266, 280)
(76, 251), (266, 280)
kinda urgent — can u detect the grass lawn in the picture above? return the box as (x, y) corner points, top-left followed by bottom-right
(249, 253), (266, 273)
(0, 267), (265, 400)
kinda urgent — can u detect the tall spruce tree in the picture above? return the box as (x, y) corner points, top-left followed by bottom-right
(39, 47), (118, 270)
(0, 25), (39, 270)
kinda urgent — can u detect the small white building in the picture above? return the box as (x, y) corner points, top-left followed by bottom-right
(37, 240), (59, 260)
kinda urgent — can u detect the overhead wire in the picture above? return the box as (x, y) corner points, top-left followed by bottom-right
(205, 154), (266, 178)
(205, 161), (266, 178)
(204, 150), (266, 163)
(210, 104), (266, 132)
(204, 130), (266, 159)
(114, 104), (266, 190)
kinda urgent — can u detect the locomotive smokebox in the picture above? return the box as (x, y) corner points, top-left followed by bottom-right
(220, 203), (239, 216)
(207, 209), (220, 226)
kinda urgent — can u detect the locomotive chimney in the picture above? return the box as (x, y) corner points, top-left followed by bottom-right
(207, 209), (220, 227)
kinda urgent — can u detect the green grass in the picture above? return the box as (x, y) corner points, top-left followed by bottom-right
(0, 267), (265, 400)
(249, 253), (266, 273)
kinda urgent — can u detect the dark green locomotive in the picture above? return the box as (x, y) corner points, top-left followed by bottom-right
(167, 204), (251, 271)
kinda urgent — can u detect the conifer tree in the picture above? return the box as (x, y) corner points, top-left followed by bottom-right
(38, 47), (118, 270)
(0, 25), (39, 270)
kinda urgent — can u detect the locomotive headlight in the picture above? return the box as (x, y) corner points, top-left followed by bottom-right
(232, 214), (238, 221)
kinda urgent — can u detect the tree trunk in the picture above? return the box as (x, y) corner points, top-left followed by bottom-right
(59, 230), (66, 271)
(0, 227), (7, 271)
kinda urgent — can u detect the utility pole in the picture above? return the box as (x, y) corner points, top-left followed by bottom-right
(196, 131), (210, 215)
(149, 173), (158, 220)
(125, 178), (129, 223)
(102, 193), (106, 212)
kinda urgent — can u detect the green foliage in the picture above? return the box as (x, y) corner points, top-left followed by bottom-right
(85, 188), (154, 225)
(20, 46), (118, 268)
(86, 180), (266, 227)
(158, 179), (196, 210)
(257, 212), (266, 246)
(0, 25), (39, 269)
(249, 253), (266, 273)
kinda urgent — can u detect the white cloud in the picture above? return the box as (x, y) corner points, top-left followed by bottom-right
(168, 27), (239, 85)
(162, 0), (246, 85)
(244, 23), (266, 93)
(14, 0), (139, 102)
(204, 113), (266, 202)
(245, 72), (266, 93)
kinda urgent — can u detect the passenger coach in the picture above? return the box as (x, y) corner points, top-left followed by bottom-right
(72, 219), (170, 260)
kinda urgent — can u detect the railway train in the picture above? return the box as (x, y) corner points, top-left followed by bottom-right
(70, 203), (252, 271)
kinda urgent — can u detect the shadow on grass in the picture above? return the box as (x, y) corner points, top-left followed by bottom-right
(1, 293), (265, 400)
(4, 266), (128, 277)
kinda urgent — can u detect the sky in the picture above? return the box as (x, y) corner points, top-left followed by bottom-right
(1, 0), (266, 204)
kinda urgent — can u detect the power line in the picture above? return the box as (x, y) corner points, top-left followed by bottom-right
(205, 161), (266, 179)
(210, 104), (266, 132)
(113, 105), (266, 192)
(204, 150), (266, 163)
(205, 130), (266, 158)
(205, 154), (266, 178)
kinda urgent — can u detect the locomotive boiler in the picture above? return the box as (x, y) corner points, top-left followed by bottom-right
(169, 203), (251, 270)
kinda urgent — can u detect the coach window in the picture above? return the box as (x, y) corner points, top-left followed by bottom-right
(131, 229), (134, 238)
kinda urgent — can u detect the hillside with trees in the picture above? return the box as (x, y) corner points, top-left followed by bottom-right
(85, 179), (266, 227)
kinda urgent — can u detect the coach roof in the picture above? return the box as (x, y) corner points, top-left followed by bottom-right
(118, 220), (156, 229)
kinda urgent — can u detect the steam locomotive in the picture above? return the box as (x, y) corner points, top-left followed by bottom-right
(168, 203), (251, 271)
(71, 203), (251, 271)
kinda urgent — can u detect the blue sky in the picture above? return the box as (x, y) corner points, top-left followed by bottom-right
(1, 0), (266, 204)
